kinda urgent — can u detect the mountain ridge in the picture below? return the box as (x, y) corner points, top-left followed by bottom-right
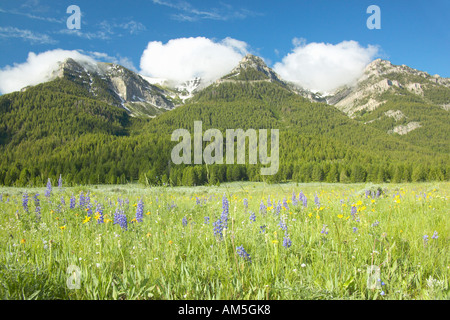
(0, 53), (448, 186)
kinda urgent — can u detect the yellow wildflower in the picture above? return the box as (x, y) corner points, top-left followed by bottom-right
(82, 216), (91, 224)
(337, 214), (344, 219)
(59, 225), (66, 230)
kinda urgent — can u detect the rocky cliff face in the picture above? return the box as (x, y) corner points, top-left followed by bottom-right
(219, 54), (285, 84)
(55, 58), (176, 117)
(323, 59), (450, 117)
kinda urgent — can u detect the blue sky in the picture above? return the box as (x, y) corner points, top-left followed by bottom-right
(0, 0), (449, 92)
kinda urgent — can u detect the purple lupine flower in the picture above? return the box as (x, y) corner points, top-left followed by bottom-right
(113, 207), (123, 225)
(86, 202), (93, 216)
(34, 194), (41, 220)
(320, 224), (328, 235)
(0, 194), (3, 202)
(204, 216), (209, 224)
(96, 202), (104, 224)
(371, 220), (380, 227)
(249, 211), (256, 223)
(212, 195), (230, 239)
(243, 198), (248, 210)
(70, 194), (76, 209)
(260, 225), (266, 233)
(117, 214), (128, 230)
(365, 190), (371, 198)
(221, 195), (229, 229)
(260, 200), (267, 215)
(431, 231), (438, 239)
(45, 178), (52, 197)
(351, 205), (359, 222)
(236, 245), (252, 263)
(136, 199), (144, 223)
(352, 227), (358, 233)
(60, 196), (65, 206)
(196, 197), (201, 205)
(276, 201), (282, 215)
(85, 192), (91, 207)
(22, 192), (29, 213)
(283, 197), (289, 210)
(292, 192), (298, 206)
(182, 216), (188, 227)
(168, 200), (177, 210)
(314, 194), (320, 208)
(376, 189), (381, 198)
(58, 174), (62, 191)
(79, 192), (85, 208)
(423, 234), (429, 245)
(283, 234), (292, 248)
(299, 192), (307, 208)
(213, 219), (224, 238)
(279, 219), (288, 232)
(301, 195), (307, 208)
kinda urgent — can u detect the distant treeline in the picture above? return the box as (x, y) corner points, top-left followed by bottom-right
(0, 78), (448, 187)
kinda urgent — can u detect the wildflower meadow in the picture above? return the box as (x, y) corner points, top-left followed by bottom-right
(0, 181), (448, 300)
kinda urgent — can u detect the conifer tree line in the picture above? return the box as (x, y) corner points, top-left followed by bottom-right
(0, 78), (448, 187)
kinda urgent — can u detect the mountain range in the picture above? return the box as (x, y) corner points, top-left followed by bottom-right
(0, 53), (448, 186)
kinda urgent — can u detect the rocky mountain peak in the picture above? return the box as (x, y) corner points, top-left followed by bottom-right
(53, 57), (175, 117)
(220, 53), (284, 83)
(236, 54), (268, 69)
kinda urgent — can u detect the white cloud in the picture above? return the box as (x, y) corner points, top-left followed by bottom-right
(139, 37), (248, 84)
(273, 40), (380, 93)
(0, 49), (97, 94)
(0, 26), (56, 44)
(57, 29), (111, 41)
(151, 0), (261, 22)
(85, 51), (137, 71)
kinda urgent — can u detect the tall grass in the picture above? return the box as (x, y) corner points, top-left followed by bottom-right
(0, 182), (448, 300)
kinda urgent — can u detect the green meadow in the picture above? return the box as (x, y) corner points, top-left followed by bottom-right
(0, 181), (448, 300)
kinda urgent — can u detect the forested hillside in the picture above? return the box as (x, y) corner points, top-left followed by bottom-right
(0, 71), (448, 187)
